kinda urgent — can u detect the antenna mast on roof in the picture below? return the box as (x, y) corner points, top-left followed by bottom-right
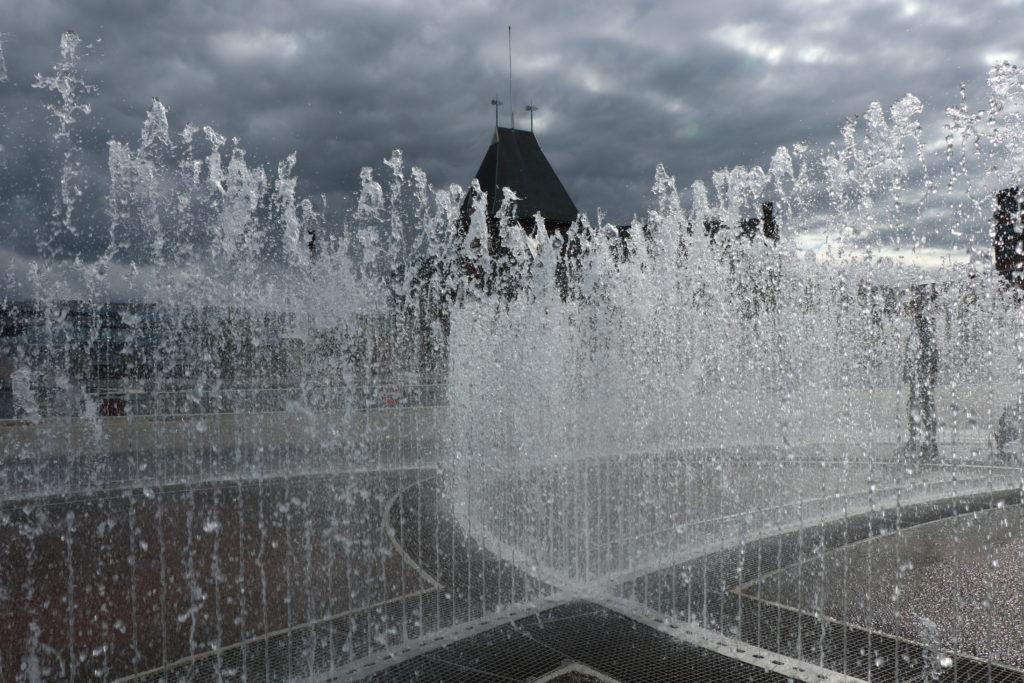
(508, 26), (514, 130)
(526, 103), (538, 132)
(491, 97), (503, 128)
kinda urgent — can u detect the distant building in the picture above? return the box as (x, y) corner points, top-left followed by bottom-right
(994, 187), (1024, 286)
(461, 126), (579, 237)
(457, 126), (583, 296)
(455, 125), (780, 294)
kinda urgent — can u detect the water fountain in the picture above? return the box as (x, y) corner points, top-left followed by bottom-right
(3, 32), (1024, 682)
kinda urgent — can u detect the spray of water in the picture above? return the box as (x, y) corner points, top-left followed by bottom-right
(3, 34), (1024, 682)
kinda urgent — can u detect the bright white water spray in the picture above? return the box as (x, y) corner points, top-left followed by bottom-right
(2, 34), (1024, 682)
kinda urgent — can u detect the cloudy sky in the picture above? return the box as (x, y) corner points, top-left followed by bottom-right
(2, 0), (1023, 289)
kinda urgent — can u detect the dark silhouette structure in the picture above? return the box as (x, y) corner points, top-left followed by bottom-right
(705, 203), (779, 244)
(463, 126), (579, 232)
(459, 126), (581, 296)
(307, 228), (318, 262)
(458, 125), (784, 290)
(994, 186), (1024, 286)
(904, 284), (939, 460)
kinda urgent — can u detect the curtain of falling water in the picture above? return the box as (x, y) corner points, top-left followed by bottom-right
(6, 33), (1024, 683)
(444, 65), (1024, 680)
(0, 34), (460, 682)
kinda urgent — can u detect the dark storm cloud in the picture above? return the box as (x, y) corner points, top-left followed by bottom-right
(1, 0), (1023, 280)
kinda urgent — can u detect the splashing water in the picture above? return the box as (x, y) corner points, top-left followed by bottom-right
(3, 33), (1024, 682)
(0, 33), (8, 84)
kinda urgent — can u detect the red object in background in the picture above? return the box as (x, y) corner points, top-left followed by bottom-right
(378, 386), (401, 405)
(99, 396), (126, 416)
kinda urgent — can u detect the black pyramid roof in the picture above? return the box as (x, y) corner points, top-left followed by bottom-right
(468, 127), (579, 226)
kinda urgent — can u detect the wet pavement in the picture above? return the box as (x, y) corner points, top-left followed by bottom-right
(5, 449), (1022, 682)
(765, 503), (1024, 669)
(627, 487), (1024, 681)
(0, 469), (434, 681)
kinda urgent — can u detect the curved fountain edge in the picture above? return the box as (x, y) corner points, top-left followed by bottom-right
(438, 455), (1024, 680)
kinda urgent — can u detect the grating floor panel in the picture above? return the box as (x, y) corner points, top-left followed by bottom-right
(549, 674), (612, 683)
(114, 473), (1024, 682)
(624, 487), (1024, 682)
(366, 601), (794, 682)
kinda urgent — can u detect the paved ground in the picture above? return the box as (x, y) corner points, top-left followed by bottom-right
(5, 440), (1022, 682)
(0, 405), (445, 469)
(764, 503), (1024, 669)
(625, 488), (1024, 682)
(0, 469), (435, 682)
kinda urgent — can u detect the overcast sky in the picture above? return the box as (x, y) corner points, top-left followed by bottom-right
(2, 0), (1023, 290)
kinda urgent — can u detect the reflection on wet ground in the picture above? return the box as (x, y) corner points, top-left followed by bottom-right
(0, 470), (433, 681)
(759, 502), (1024, 668)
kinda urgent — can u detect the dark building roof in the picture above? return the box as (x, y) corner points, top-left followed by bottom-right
(467, 127), (579, 227)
